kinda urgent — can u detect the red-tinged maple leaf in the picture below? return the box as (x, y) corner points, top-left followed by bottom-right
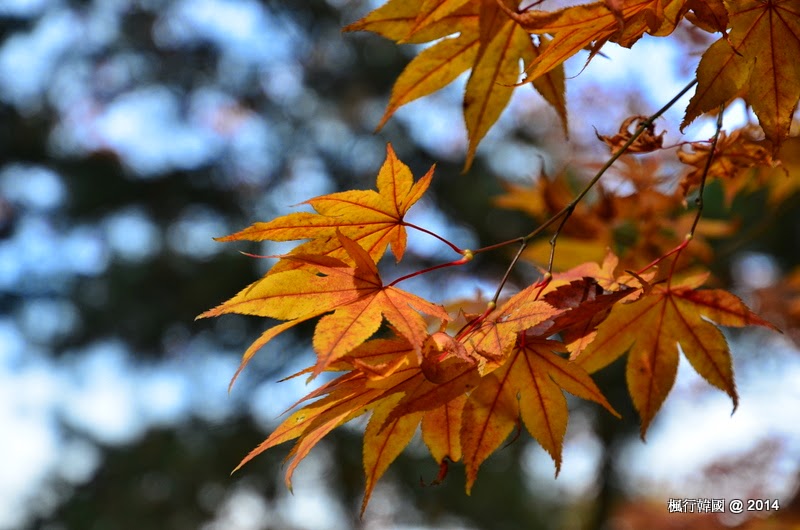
(216, 144), (432, 271)
(682, 0), (800, 149)
(198, 232), (449, 385)
(542, 277), (637, 357)
(459, 282), (560, 369)
(575, 273), (778, 437)
(461, 338), (618, 492)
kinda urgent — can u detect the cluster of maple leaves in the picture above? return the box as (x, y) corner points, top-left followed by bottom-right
(200, 0), (800, 512)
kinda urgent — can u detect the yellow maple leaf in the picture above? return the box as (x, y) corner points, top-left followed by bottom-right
(216, 144), (432, 270)
(378, 27), (480, 129)
(343, 0), (476, 44)
(463, 2), (533, 169)
(199, 232), (449, 384)
(361, 394), (423, 514)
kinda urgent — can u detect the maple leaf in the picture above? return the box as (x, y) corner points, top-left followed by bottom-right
(507, 0), (689, 82)
(682, 0), (800, 149)
(461, 338), (618, 492)
(524, 35), (568, 135)
(233, 371), (387, 487)
(575, 274), (778, 437)
(596, 115), (666, 154)
(421, 393), (466, 464)
(542, 277), (637, 356)
(234, 335), (473, 512)
(462, 0), (563, 168)
(216, 144), (432, 270)
(361, 394), (423, 514)
(460, 284), (559, 369)
(199, 232), (449, 384)
(686, 0), (729, 33)
(383, 351), (481, 423)
(234, 348), (429, 492)
(348, 0), (566, 169)
(343, 0), (477, 44)
(678, 127), (775, 204)
(377, 27), (480, 130)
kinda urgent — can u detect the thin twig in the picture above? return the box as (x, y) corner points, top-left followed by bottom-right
(668, 104), (725, 283)
(490, 78), (699, 300)
(403, 221), (464, 254)
(490, 240), (528, 305)
(688, 107), (725, 238)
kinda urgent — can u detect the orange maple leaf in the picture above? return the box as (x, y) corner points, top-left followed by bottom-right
(682, 0), (800, 149)
(461, 337), (618, 492)
(575, 273), (778, 437)
(462, 1), (537, 169)
(234, 353), (425, 491)
(234, 371), (387, 485)
(377, 25), (480, 130)
(199, 232), (449, 384)
(421, 393), (466, 465)
(343, 0), (476, 44)
(347, 1), (566, 169)
(361, 394), (424, 514)
(235, 336), (474, 511)
(460, 282), (560, 369)
(507, 0), (688, 81)
(216, 143), (433, 270)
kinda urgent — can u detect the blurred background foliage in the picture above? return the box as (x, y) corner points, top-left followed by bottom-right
(1, 1), (799, 529)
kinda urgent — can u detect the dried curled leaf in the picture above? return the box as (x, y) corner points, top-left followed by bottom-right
(596, 115), (666, 154)
(678, 126), (775, 203)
